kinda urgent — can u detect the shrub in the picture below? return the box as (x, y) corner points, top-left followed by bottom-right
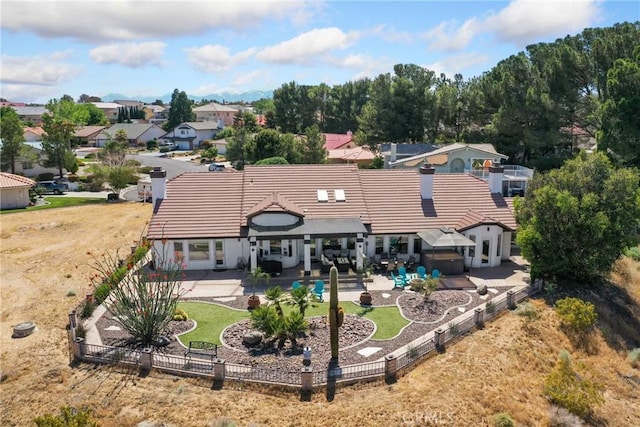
(34, 406), (98, 427)
(173, 308), (189, 321)
(516, 302), (539, 326)
(93, 283), (110, 304)
(66, 289), (76, 297)
(492, 412), (515, 427)
(555, 297), (597, 332)
(137, 165), (154, 174)
(80, 301), (96, 319)
(628, 348), (640, 368)
(67, 174), (79, 183)
(124, 159), (141, 167)
(623, 246), (640, 261)
(146, 140), (157, 150)
(543, 350), (604, 418)
(36, 172), (55, 182)
(75, 324), (87, 339)
(84, 153), (96, 159)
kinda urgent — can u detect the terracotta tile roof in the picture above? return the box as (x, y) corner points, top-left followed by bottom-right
(24, 127), (46, 137)
(0, 172), (35, 189)
(193, 103), (239, 113)
(455, 209), (514, 232)
(74, 126), (107, 138)
(147, 164), (516, 240)
(328, 146), (375, 162)
(323, 132), (353, 150)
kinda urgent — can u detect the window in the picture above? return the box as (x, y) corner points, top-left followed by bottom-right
(347, 238), (355, 250)
(389, 236), (408, 255)
(174, 242), (183, 262)
(215, 241), (224, 266)
(468, 235), (476, 258)
(269, 240), (282, 255)
(413, 238), (422, 254)
(482, 239), (490, 264)
(188, 241), (209, 261)
(375, 236), (383, 255)
(21, 160), (34, 169)
(497, 234), (502, 258)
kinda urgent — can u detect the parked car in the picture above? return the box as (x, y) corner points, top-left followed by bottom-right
(34, 180), (68, 195)
(208, 162), (225, 172)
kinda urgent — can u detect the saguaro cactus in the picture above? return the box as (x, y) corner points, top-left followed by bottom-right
(329, 266), (340, 360)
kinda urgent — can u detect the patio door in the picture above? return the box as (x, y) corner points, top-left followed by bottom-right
(481, 239), (490, 264)
(215, 240), (224, 267)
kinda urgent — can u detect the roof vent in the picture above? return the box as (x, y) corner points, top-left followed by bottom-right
(317, 189), (328, 202)
(335, 189), (345, 202)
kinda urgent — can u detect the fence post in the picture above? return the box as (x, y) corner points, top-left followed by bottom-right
(533, 278), (544, 293)
(434, 328), (445, 351)
(213, 358), (226, 382)
(385, 354), (398, 384)
(507, 290), (516, 309)
(141, 347), (153, 370)
(68, 310), (78, 329)
(300, 366), (313, 401)
(74, 337), (86, 359)
(474, 307), (485, 328)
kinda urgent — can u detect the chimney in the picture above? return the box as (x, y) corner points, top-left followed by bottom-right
(488, 165), (504, 194)
(149, 167), (167, 208)
(419, 164), (435, 199)
(390, 143), (397, 164)
(346, 129), (353, 137)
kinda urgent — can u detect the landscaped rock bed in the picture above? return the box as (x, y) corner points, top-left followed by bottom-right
(95, 287), (510, 371)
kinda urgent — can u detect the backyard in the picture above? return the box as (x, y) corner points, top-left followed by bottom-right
(1, 203), (639, 426)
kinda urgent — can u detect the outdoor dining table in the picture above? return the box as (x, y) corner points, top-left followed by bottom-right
(335, 257), (351, 273)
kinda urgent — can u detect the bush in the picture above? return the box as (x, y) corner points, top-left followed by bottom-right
(75, 324), (87, 339)
(173, 308), (189, 321)
(67, 174), (79, 183)
(34, 406), (98, 427)
(93, 283), (110, 304)
(137, 165), (154, 174)
(623, 246), (640, 261)
(543, 350), (604, 418)
(36, 172), (55, 182)
(515, 302), (539, 326)
(146, 139), (158, 150)
(628, 348), (640, 368)
(80, 301), (96, 319)
(66, 289), (76, 297)
(124, 159), (141, 167)
(492, 412), (515, 427)
(84, 153), (96, 159)
(555, 297), (597, 332)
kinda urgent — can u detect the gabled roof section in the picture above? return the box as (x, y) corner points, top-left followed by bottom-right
(328, 146), (374, 162)
(455, 209), (514, 232)
(178, 121), (220, 131)
(24, 127), (46, 137)
(193, 102), (239, 113)
(98, 123), (162, 139)
(323, 132), (353, 150)
(246, 192), (305, 219)
(0, 172), (35, 189)
(74, 126), (107, 138)
(391, 143), (508, 167)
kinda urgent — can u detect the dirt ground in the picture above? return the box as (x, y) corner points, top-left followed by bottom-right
(1, 202), (639, 426)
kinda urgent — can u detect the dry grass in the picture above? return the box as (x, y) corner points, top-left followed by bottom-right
(1, 203), (639, 426)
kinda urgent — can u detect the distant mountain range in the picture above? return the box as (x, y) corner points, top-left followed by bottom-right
(102, 90), (273, 104)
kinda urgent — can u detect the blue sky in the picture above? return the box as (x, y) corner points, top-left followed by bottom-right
(1, 0), (638, 103)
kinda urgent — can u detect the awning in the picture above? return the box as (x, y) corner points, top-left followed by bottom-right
(416, 227), (476, 248)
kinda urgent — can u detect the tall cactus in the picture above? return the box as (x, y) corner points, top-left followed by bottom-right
(329, 266), (339, 360)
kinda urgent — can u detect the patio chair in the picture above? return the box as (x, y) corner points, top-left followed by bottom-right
(398, 266), (408, 281)
(406, 255), (416, 271)
(431, 269), (440, 279)
(390, 272), (406, 290)
(292, 281), (301, 290)
(416, 266), (427, 279)
(386, 261), (396, 274)
(313, 280), (325, 302)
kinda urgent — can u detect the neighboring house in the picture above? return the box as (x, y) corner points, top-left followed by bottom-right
(73, 126), (107, 146)
(91, 102), (121, 123)
(0, 172), (35, 210)
(114, 99), (144, 109)
(12, 106), (47, 125)
(0, 140), (58, 178)
(327, 146), (374, 166)
(380, 142), (437, 166)
(147, 164), (515, 274)
(23, 127), (46, 142)
(161, 122), (222, 151)
(144, 104), (168, 125)
(95, 123), (166, 147)
(193, 103), (238, 126)
(323, 131), (355, 151)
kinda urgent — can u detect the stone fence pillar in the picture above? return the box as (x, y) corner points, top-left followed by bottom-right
(507, 290), (516, 309)
(301, 366), (313, 391)
(141, 347), (153, 370)
(213, 358), (226, 382)
(68, 310), (78, 329)
(474, 307), (485, 328)
(74, 337), (86, 360)
(385, 354), (398, 384)
(434, 328), (446, 351)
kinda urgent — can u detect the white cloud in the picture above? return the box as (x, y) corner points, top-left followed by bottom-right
(424, 0), (602, 52)
(0, 52), (79, 85)
(233, 70), (265, 86)
(184, 45), (256, 73)
(0, 84), (59, 103)
(370, 25), (412, 44)
(425, 52), (490, 77)
(0, 1), (312, 42)
(90, 42), (166, 68)
(256, 27), (359, 65)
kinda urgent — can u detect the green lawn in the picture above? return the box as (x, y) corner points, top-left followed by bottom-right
(177, 298), (409, 345)
(1, 197), (107, 214)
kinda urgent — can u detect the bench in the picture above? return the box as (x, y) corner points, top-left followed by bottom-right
(184, 340), (218, 361)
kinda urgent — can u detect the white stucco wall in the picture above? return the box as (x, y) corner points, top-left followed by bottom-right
(462, 225), (506, 268)
(0, 187), (31, 210)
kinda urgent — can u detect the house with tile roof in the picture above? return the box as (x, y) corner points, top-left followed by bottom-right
(73, 126), (107, 146)
(91, 102), (122, 123)
(193, 103), (238, 126)
(95, 123), (166, 147)
(0, 172), (35, 210)
(12, 106), (47, 124)
(323, 131), (355, 151)
(147, 164), (516, 275)
(327, 146), (375, 166)
(23, 126), (46, 142)
(161, 122), (222, 151)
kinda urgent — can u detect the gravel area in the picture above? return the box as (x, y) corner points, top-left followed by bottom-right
(94, 287), (509, 371)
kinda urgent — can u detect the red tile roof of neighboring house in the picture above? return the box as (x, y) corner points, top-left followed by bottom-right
(0, 172), (35, 189)
(328, 146), (375, 162)
(147, 164), (516, 240)
(23, 126), (46, 137)
(323, 132), (353, 150)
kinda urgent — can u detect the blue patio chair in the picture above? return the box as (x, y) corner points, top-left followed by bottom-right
(431, 269), (440, 279)
(313, 280), (325, 302)
(398, 266), (408, 281)
(292, 281), (301, 290)
(390, 272), (406, 290)
(416, 266), (427, 279)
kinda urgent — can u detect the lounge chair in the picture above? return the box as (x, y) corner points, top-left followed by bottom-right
(313, 280), (325, 302)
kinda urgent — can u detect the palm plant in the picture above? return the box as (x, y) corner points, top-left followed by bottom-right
(264, 285), (285, 317)
(287, 285), (316, 317)
(249, 266), (270, 297)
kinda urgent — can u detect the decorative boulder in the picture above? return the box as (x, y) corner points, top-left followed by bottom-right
(477, 283), (488, 295)
(243, 331), (263, 346)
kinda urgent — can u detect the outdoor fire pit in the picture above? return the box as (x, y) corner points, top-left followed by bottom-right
(12, 321), (36, 338)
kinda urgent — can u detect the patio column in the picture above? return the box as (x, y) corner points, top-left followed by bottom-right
(249, 237), (257, 272)
(356, 234), (364, 272)
(303, 235), (311, 276)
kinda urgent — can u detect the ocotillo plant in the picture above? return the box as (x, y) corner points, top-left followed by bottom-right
(329, 266), (340, 360)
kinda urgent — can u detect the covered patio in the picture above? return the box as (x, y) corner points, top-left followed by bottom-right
(416, 227), (476, 276)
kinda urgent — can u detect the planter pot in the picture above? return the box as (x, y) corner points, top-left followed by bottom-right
(359, 292), (372, 306)
(248, 295), (261, 309)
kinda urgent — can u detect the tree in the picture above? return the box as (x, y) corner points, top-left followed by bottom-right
(98, 130), (128, 166)
(88, 239), (185, 346)
(41, 113), (76, 177)
(0, 107), (25, 173)
(303, 124), (327, 164)
(34, 406), (98, 427)
(255, 156), (289, 165)
(164, 89), (194, 131)
(106, 166), (137, 198)
(201, 146), (218, 162)
(515, 152), (640, 284)
(225, 126), (252, 168)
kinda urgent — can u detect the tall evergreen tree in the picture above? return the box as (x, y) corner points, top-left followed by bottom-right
(0, 107), (25, 174)
(303, 124), (327, 164)
(164, 89), (195, 131)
